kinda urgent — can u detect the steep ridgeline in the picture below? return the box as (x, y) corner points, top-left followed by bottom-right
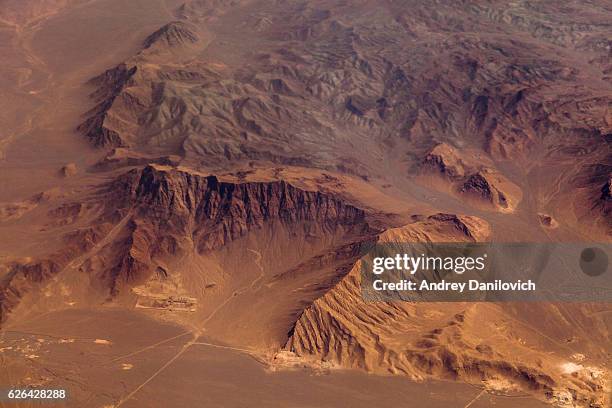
(421, 143), (523, 213)
(76, 63), (138, 148)
(131, 164), (367, 248)
(284, 214), (609, 407)
(102, 164), (371, 292)
(76, 0), (612, 236)
(0, 165), (372, 321)
(142, 21), (199, 50)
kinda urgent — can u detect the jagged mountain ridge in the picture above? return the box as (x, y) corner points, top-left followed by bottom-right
(142, 21), (200, 50)
(421, 142), (523, 212)
(285, 217), (609, 407)
(0, 1), (610, 407)
(1, 164), (373, 320)
(103, 164), (372, 292)
(77, 0), (611, 235)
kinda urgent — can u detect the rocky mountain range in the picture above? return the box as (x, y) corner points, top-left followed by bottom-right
(0, 1), (610, 407)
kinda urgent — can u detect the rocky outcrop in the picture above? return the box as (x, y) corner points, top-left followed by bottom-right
(131, 165), (367, 245)
(1, 163), (373, 314)
(538, 213), (559, 228)
(424, 213), (491, 242)
(596, 176), (612, 230)
(285, 213), (489, 368)
(59, 163), (77, 177)
(573, 165), (612, 235)
(92, 164), (372, 294)
(76, 63), (137, 147)
(75, 0), (610, 231)
(0, 224), (108, 325)
(601, 177), (612, 204)
(285, 214), (608, 407)
(143, 21), (199, 50)
(0, 257), (65, 324)
(0, 261), (53, 324)
(420, 143), (522, 212)
(422, 143), (467, 180)
(460, 172), (510, 210)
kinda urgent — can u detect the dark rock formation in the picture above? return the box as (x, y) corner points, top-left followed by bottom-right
(143, 21), (199, 50)
(76, 64), (137, 147)
(422, 143), (467, 180)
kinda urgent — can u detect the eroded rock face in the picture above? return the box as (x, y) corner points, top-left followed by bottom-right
(111, 164), (369, 288)
(573, 165), (612, 234)
(284, 215), (608, 407)
(0, 223), (106, 324)
(422, 143), (467, 180)
(0, 260), (61, 323)
(59, 163), (77, 177)
(598, 177), (612, 230)
(0, 164), (373, 313)
(285, 213), (490, 371)
(136, 166), (364, 223)
(143, 21), (199, 50)
(121, 164), (370, 250)
(601, 177), (612, 202)
(74, 0), (610, 230)
(2, 1), (610, 406)
(98, 165), (372, 293)
(538, 213), (559, 228)
(76, 64), (138, 147)
(460, 172), (510, 210)
(421, 143), (522, 212)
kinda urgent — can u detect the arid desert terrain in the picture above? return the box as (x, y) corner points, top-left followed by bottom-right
(0, 0), (610, 407)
